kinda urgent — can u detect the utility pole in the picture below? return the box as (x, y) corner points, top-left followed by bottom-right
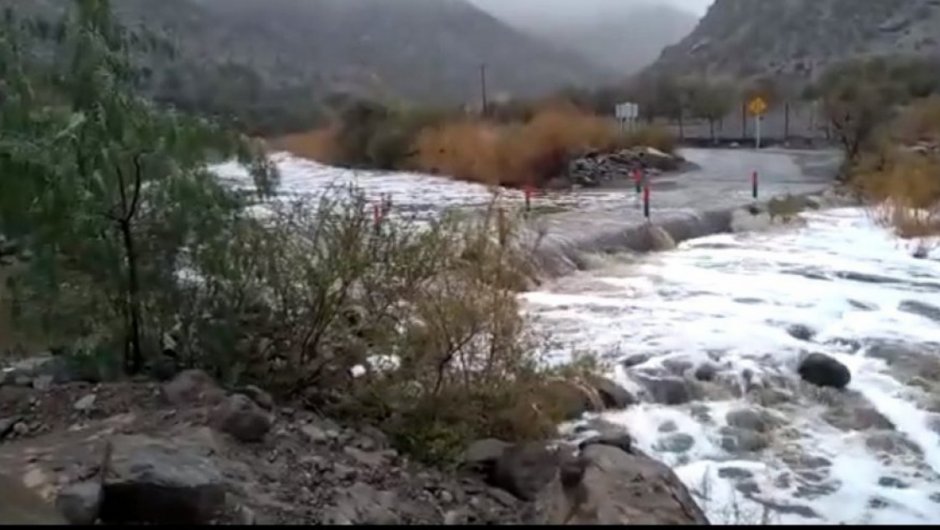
(480, 63), (489, 116)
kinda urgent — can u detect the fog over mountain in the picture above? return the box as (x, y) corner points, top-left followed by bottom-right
(468, 0), (704, 76)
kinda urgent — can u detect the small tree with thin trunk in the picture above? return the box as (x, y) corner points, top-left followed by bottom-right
(0, 0), (276, 373)
(688, 80), (737, 143)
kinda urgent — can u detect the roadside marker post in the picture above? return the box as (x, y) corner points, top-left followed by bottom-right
(752, 171), (759, 199)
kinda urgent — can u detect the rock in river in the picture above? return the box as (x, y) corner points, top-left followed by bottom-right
(798, 353), (851, 389)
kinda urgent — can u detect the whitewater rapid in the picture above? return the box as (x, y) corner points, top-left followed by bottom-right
(215, 151), (940, 524)
(525, 209), (940, 525)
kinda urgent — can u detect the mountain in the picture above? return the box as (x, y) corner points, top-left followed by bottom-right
(3, 0), (610, 133)
(469, 0), (699, 76)
(647, 0), (940, 81)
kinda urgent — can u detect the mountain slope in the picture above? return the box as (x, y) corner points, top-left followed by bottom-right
(4, 0), (610, 131)
(647, 0), (940, 80)
(470, 0), (699, 76)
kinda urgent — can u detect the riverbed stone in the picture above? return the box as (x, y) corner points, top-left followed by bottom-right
(798, 353), (851, 389)
(899, 301), (940, 323)
(786, 324), (816, 342)
(657, 433), (695, 453)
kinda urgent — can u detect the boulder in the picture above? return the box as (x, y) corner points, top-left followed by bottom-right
(492, 442), (560, 501)
(693, 363), (718, 382)
(531, 444), (708, 525)
(586, 376), (636, 410)
(726, 408), (772, 433)
(786, 324), (816, 342)
(56, 481), (103, 525)
(657, 433), (695, 454)
(0, 416), (17, 439)
(100, 435), (227, 524)
(543, 380), (604, 421)
(211, 394), (273, 443)
(798, 353), (851, 389)
(161, 370), (225, 408)
(578, 432), (633, 455)
(637, 376), (696, 405)
(462, 439), (512, 473)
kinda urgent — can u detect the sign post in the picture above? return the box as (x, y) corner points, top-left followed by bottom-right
(747, 97), (767, 150)
(615, 102), (639, 133)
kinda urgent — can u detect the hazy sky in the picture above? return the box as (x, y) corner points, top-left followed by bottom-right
(671, 0), (714, 15)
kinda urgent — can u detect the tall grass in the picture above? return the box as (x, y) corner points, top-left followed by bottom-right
(855, 97), (940, 244)
(270, 102), (677, 188)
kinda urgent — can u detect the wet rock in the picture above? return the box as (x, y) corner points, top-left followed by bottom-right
(786, 324), (816, 342)
(930, 492), (940, 504)
(211, 394), (272, 443)
(726, 408), (771, 433)
(798, 353), (851, 389)
(101, 435), (227, 524)
(161, 370), (225, 408)
(878, 476), (909, 489)
(237, 385), (274, 411)
(848, 300), (877, 311)
(492, 442), (559, 501)
(693, 363), (718, 382)
(868, 497), (889, 510)
(531, 444), (708, 525)
(56, 481), (103, 525)
(720, 427), (769, 454)
(782, 454), (831, 470)
(587, 376), (636, 410)
(899, 300), (940, 323)
(718, 467), (754, 480)
(638, 376), (695, 405)
(73, 393), (97, 412)
(579, 432), (632, 455)
(663, 358), (694, 377)
(794, 482), (838, 499)
(750, 499), (818, 520)
(657, 433), (695, 453)
(623, 354), (651, 368)
(736, 481), (760, 495)
(689, 404), (712, 424)
(823, 405), (894, 432)
(865, 432), (924, 456)
(658, 420), (679, 433)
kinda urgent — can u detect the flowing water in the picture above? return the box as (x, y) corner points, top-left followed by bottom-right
(216, 150), (940, 525)
(524, 209), (940, 525)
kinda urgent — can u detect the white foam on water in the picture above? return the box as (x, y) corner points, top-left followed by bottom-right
(524, 208), (940, 525)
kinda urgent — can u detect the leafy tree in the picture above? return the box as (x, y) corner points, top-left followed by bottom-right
(687, 79), (737, 142)
(0, 0), (277, 373)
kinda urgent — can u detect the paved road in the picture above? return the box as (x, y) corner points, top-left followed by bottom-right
(528, 147), (843, 272)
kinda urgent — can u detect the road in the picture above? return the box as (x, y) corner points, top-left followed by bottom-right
(528, 147), (844, 274)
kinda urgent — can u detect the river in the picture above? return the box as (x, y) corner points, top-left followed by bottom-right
(215, 148), (940, 525)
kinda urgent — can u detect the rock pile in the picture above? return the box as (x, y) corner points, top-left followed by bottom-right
(566, 147), (684, 188)
(0, 368), (708, 526)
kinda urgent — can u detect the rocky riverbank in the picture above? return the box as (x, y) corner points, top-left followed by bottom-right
(0, 360), (709, 525)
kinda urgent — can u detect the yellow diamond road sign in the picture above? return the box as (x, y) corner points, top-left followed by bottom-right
(748, 97), (768, 116)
